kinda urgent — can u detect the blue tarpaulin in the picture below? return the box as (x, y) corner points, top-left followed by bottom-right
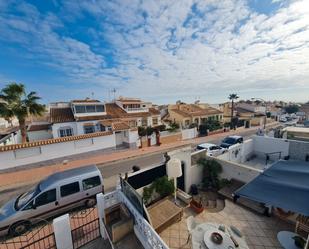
(235, 160), (309, 216)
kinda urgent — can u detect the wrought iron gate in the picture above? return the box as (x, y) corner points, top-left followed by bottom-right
(0, 220), (56, 249)
(70, 207), (100, 249)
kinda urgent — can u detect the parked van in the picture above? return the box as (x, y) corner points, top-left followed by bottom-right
(0, 165), (103, 236)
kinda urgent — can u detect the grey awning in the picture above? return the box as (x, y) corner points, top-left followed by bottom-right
(235, 160), (309, 216)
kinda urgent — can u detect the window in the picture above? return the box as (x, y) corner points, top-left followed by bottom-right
(96, 105), (105, 112)
(86, 105), (96, 113)
(142, 119), (147, 126)
(35, 189), (56, 207)
(152, 118), (158, 125)
(82, 176), (101, 190)
(96, 123), (105, 132)
(84, 125), (95, 134)
(75, 105), (86, 113)
(129, 120), (137, 127)
(59, 127), (73, 137)
(60, 182), (80, 197)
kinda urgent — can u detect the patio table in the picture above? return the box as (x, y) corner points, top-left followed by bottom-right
(277, 231), (302, 249)
(191, 223), (249, 249)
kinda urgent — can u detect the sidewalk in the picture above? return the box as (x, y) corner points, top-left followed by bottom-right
(0, 122), (279, 191)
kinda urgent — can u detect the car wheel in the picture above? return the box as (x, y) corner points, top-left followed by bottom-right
(9, 221), (30, 236)
(85, 198), (96, 208)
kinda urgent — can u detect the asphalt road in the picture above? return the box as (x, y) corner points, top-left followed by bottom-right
(0, 126), (261, 206)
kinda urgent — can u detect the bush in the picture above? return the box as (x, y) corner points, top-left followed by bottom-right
(138, 126), (146, 137)
(142, 176), (175, 204)
(189, 123), (197, 129)
(146, 126), (154, 137)
(200, 119), (222, 132)
(156, 124), (166, 132)
(197, 158), (222, 189)
(167, 122), (179, 132)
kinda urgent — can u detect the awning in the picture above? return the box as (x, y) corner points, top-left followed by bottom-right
(235, 160), (309, 216)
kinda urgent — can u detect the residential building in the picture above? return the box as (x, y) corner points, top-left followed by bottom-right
(48, 97), (161, 139)
(299, 103), (309, 121)
(162, 102), (223, 128)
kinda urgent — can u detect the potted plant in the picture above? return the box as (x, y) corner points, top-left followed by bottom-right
(190, 197), (204, 213)
(293, 236), (306, 248)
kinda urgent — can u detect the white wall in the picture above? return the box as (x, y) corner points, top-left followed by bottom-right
(168, 146), (192, 193)
(216, 157), (262, 183)
(181, 128), (198, 140)
(0, 133), (116, 170)
(28, 130), (53, 142)
(52, 122), (78, 138)
(253, 135), (289, 159)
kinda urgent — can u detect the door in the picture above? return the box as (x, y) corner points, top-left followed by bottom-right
(177, 162), (185, 191)
(57, 182), (82, 213)
(29, 189), (58, 221)
(115, 131), (123, 146)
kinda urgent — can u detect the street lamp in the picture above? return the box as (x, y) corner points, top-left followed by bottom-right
(251, 98), (267, 130)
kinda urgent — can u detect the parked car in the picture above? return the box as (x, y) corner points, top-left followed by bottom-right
(0, 165), (103, 236)
(220, 135), (243, 148)
(196, 143), (227, 156)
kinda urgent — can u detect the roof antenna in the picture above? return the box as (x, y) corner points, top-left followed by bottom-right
(111, 88), (116, 102)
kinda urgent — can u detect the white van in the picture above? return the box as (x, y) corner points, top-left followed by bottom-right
(0, 165), (103, 236)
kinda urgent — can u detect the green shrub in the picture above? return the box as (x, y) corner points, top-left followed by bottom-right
(198, 158), (223, 189)
(138, 126), (146, 137)
(142, 176), (175, 204)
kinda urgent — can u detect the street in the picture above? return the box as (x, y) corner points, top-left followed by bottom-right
(0, 125), (264, 206)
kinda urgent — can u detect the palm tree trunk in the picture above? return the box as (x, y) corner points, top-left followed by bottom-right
(230, 100), (234, 129)
(19, 119), (27, 143)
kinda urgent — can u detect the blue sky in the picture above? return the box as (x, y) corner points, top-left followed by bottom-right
(0, 0), (308, 104)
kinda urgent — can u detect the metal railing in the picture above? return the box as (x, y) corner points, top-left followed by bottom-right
(70, 207), (100, 249)
(0, 219), (56, 249)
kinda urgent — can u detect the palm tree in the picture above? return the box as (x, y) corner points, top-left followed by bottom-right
(0, 83), (45, 143)
(228, 93), (239, 129)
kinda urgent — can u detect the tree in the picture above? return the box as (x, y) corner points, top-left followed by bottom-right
(0, 83), (45, 143)
(198, 158), (222, 189)
(228, 93), (239, 129)
(284, 105), (299, 114)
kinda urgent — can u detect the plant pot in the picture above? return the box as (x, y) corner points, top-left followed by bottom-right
(190, 200), (204, 214)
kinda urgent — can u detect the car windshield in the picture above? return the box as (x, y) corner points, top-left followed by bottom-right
(15, 186), (40, 210)
(222, 137), (236, 144)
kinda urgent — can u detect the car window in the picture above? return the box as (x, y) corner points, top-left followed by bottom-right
(35, 189), (56, 207)
(82, 176), (101, 190)
(209, 146), (216, 150)
(60, 182), (80, 197)
(23, 200), (34, 210)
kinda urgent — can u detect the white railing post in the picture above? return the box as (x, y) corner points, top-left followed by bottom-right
(53, 214), (73, 249)
(96, 193), (107, 239)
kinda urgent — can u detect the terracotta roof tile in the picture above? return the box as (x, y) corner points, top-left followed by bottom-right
(50, 107), (75, 123)
(170, 104), (222, 118)
(71, 99), (101, 103)
(28, 124), (51, 132)
(76, 115), (112, 121)
(106, 103), (152, 118)
(149, 108), (160, 115)
(112, 122), (131, 131)
(0, 131), (113, 152)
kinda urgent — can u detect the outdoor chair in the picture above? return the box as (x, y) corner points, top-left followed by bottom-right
(295, 215), (309, 237)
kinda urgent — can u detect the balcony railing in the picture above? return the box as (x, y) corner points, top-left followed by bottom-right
(103, 190), (169, 249)
(124, 107), (148, 113)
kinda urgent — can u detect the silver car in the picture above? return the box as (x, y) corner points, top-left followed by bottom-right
(0, 165), (103, 236)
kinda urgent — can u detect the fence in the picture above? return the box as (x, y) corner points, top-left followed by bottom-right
(69, 207), (100, 249)
(0, 220), (55, 249)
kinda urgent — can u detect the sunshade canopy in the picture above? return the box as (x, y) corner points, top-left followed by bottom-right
(235, 160), (309, 216)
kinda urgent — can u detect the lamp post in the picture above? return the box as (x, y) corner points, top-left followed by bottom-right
(166, 158), (182, 203)
(251, 97), (267, 130)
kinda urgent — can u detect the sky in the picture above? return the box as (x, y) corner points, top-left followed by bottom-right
(0, 0), (308, 104)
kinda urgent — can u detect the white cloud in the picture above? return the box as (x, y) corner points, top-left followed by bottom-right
(0, 0), (309, 103)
